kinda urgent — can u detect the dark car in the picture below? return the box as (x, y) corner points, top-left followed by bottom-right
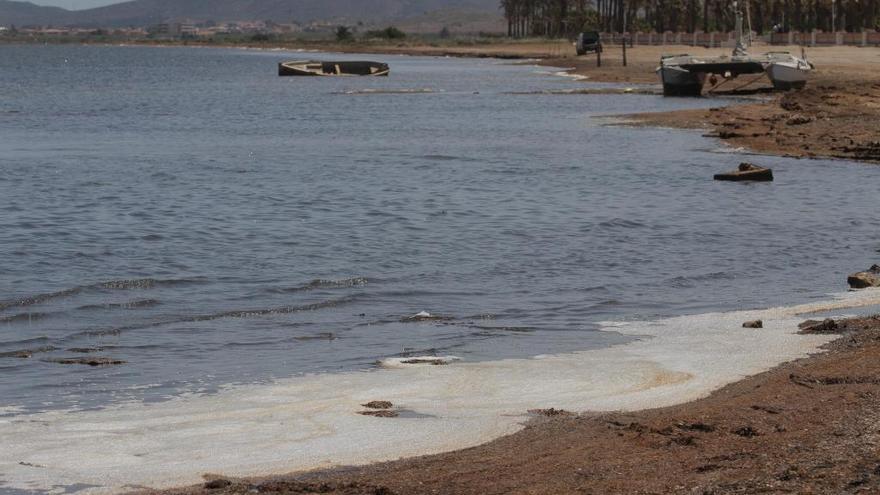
(576, 31), (602, 55)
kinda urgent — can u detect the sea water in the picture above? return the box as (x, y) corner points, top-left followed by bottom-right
(1, 44), (879, 493)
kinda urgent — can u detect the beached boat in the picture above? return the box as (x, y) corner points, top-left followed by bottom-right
(657, 4), (811, 96)
(762, 52), (813, 90)
(714, 162), (774, 181)
(657, 55), (708, 96)
(278, 60), (390, 77)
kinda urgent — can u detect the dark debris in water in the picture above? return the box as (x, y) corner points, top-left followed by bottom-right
(399, 358), (450, 365)
(43, 357), (126, 367)
(0, 346), (56, 359)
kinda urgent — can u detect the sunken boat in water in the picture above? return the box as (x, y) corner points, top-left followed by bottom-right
(278, 60), (390, 77)
(657, 2), (811, 96)
(714, 162), (774, 182)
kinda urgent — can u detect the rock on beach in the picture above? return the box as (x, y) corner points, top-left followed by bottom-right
(847, 265), (880, 289)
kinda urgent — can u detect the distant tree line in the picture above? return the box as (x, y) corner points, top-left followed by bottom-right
(500, 0), (880, 36)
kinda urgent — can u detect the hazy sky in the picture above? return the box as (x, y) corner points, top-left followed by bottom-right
(31, 0), (127, 10)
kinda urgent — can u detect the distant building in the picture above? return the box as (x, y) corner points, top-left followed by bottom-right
(148, 21), (199, 39)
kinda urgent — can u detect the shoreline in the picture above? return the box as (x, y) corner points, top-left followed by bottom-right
(12, 38), (877, 163)
(160, 309), (880, 494)
(6, 291), (880, 493)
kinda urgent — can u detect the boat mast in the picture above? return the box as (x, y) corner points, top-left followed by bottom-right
(733, 1), (748, 56)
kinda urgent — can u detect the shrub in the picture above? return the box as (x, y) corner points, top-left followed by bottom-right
(335, 25), (353, 42)
(366, 26), (406, 40)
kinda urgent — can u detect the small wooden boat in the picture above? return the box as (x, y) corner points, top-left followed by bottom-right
(714, 162), (774, 182)
(278, 60), (390, 77)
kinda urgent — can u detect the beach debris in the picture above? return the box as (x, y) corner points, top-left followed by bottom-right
(363, 401), (393, 410)
(676, 421), (716, 432)
(2, 350), (36, 359)
(0, 346), (56, 359)
(798, 318), (839, 334)
(786, 114), (814, 126)
(18, 461), (46, 468)
(293, 332), (337, 341)
(66, 347), (104, 353)
(528, 408), (574, 417)
(358, 410), (399, 418)
(714, 163), (774, 182)
(668, 435), (697, 446)
(732, 426), (761, 437)
(847, 264), (880, 289)
(401, 311), (451, 322)
(742, 320), (763, 329)
(254, 481), (395, 494)
(377, 355), (461, 368)
(203, 478), (232, 490)
(44, 357), (126, 366)
(751, 405), (782, 414)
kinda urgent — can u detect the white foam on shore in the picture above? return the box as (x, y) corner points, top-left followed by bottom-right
(2, 289), (879, 494)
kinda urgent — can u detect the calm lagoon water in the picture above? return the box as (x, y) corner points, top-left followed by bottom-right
(0, 45), (877, 414)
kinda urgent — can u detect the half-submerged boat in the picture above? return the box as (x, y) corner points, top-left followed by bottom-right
(714, 162), (774, 181)
(657, 3), (811, 96)
(278, 60), (390, 77)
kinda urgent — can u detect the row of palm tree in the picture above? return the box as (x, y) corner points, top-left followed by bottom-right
(500, 0), (880, 36)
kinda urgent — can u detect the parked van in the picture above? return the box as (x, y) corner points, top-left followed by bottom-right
(576, 31), (602, 55)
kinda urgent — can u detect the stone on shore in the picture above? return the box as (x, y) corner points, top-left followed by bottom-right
(847, 265), (880, 289)
(798, 318), (839, 334)
(359, 410), (399, 418)
(743, 320), (763, 329)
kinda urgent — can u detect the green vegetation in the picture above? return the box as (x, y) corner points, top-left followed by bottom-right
(500, 0), (880, 35)
(365, 26), (407, 39)
(335, 25), (353, 42)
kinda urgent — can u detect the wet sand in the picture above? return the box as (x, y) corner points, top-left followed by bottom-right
(146, 312), (880, 494)
(589, 45), (880, 163)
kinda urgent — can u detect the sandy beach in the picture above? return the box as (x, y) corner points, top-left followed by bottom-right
(150, 311), (880, 494)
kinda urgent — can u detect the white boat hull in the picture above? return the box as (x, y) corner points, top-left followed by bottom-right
(765, 61), (809, 90)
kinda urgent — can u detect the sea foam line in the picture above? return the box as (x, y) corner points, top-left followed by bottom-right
(1, 289), (878, 494)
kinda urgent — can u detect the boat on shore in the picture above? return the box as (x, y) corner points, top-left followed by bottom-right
(762, 52), (812, 90)
(657, 3), (811, 96)
(278, 60), (390, 77)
